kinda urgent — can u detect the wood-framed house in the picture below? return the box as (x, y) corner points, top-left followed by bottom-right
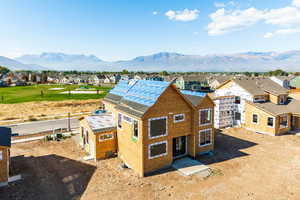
(214, 78), (300, 135)
(79, 79), (215, 177)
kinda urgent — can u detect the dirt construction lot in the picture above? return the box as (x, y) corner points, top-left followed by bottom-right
(1, 128), (300, 200)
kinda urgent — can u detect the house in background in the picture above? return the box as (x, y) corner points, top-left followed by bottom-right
(0, 127), (11, 187)
(214, 78), (300, 135)
(290, 76), (300, 89)
(208, 76), (232, 89)
(269, 76), (293, 89)
(79, 79), (215, 177)
(175, 75), (211, 92)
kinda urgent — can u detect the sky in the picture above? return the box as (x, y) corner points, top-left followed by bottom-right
(1, 0), (300, 61)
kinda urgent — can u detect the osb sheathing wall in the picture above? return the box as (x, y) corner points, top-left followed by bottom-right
(0, 146), (9, 183)
(142, 86), (193, 175)
(102, 101), (118, 124)
(117, 112), (144, 177)
(244, 102), (291, 136)
(193, 96), (215, 156)
(95, 130), (117, 160)
(79, 119), (96, 155)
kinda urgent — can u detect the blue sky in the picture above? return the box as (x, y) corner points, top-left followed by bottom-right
(1, 0), (300, 61)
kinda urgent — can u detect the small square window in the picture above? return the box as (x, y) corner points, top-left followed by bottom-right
(99, 133), (113, 141)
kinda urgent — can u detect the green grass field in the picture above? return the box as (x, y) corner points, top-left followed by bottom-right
(0, 84), (112, 104)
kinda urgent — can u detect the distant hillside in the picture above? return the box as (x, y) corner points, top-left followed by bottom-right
(7, 50), (300, 72)
(0, 56), (46, 71)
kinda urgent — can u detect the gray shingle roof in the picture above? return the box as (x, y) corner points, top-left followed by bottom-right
(103, 93), (122, 105)
(183, 94), (204, 107)
(247, 98), (300, 116)
(0, 127), (12, 147)
(234, 78), (288, 96)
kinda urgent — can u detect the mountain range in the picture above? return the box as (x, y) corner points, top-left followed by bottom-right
(0, 51), (300, 72)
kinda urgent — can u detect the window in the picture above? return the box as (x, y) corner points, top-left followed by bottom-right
(279, 96), (285, 104)
(254, 96), (265, 103)
(280, 115), (288, 128)
(0, 151), (2, 160)
(99, 133), (113, 141)
(118, 113), (122, 128)
(235, 112), (241, 120)
(199, 109), (212, 126)
(173, 114), (185, 123)
(86, 131), (89, 143)
(149, 117), (167, 139)
(149, 141), (167, 159)
(252, 114), (258, 124)
(235, 96), (241, 104)
(123, 115), (132, 123)
(81, 127), (84, 138)
(199, 129), (212, 146)
(133, 120), (138, 139)
(267, 117), (274, 127)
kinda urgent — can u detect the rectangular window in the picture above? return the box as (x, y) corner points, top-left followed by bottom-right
(235, 96), (241, 104)
(149, 141), (167, 159)
(133, 120), (138, 139)
(279, 96), (285, 104)
(199, 129), (212, 146)
(123, 115), (132, 123)
(199, 109), (212, 126)
(81, 127), (84, 138)
(267, 117), (274, 127)
(173, 114), (185, 123)
(280, 115), (288, 128)
(118, 113), (122, 128)
(149, 117), (167, 139)
(99, 133), (113, 141)
(86, 131), (89, 143)
(0, 151), (2, 160)
(235, 112), (241, 120)
(252, 114), (258, 124)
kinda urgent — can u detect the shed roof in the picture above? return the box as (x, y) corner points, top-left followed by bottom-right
(0, 127), (12, 147)
(85, 114), (116, 133)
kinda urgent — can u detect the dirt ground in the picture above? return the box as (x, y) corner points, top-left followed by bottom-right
(0, 100), (102, 122)
(1, 128), (300, 200)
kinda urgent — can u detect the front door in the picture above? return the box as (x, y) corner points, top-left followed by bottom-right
(173, 136), (187, 158)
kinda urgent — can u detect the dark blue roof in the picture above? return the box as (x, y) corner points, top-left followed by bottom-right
(109, 79), (170, 107)
(0, 127), (12, 147)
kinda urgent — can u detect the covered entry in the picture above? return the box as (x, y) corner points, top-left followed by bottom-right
(173, 136), (187, 158)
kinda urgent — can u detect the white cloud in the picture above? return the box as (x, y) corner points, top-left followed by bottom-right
(208, 0), (300, 36)
(165, 9), (199, 21)
(264, 6), (300, 26)
(264, 28), (300, 38)
(208, 8), (265, 35)
(152, 11), (158, 15)
(214, 2), (226, 8)
(293, 0), (300, 8)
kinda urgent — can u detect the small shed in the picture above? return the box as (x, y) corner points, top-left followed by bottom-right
(0, 127), (11, 186)
(79, 114), (117, 160)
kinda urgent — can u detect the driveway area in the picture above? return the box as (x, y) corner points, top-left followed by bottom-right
(1, 128), (300, 200)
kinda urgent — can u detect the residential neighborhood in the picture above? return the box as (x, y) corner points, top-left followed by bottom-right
(1, 0), (300, 199)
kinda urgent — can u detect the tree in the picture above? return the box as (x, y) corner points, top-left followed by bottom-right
(0, 66), (10, 74)
(159, 71), (169, 76)
(267, 69), (288, 76)
(121, 69), (129, 74)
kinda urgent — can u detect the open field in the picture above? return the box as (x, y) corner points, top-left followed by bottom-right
(1, 128), (299, 200)
(0, 84), (112, 104)
(0, 99), (101, 123)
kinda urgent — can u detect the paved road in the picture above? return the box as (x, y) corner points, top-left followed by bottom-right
(7, 118), (80, 136)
